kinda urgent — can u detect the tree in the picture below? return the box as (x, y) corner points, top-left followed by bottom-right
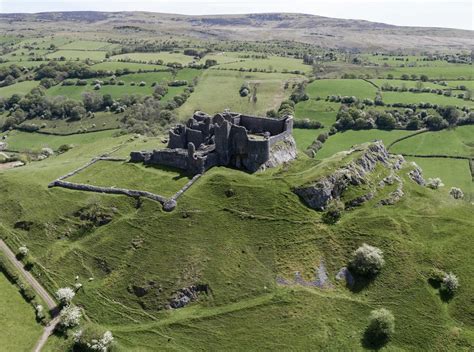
(73, 325), (114, 352)
(449, 187), (464, 199)
(366, 308), (395, 342)
(59, 305), (81, 328)
(375, 113), (396, 130)
(56, 287), (75, 306)
(18, 246), (29, 257)
(349, 244), (385, 276)
(441, 272), (459, 295)
(82, 92), (104, 112)
(437, 106), (460, 125)
(425, 115), (448, 131)
(426, 177), (444, 189)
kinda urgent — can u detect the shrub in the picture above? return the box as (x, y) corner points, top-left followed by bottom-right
(349, 244), (385, 276)
(426, 177), (444, 189)
(449, 187), (464, 199)
(58, 144), (73, 154)
(322, 199), (345, 224)
(18, 246), (29, 257)
(441, 272), (459, 295)
(73, 325), (114, 352)
(59, 305), (81, 328)
(366, 308), (395, 341)
(56, 287), (75, 306)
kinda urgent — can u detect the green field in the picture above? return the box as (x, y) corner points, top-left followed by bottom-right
(46, 50), (108, 61)
(45, 70), (199, 100)
(214, 55), (310, 73)
(315, 129), (415, 159)
(19, 112), (121, 134)
(306, 79), (378, 99)
(0, 80), (39, 97)
(0, 273), (43, 352)
(111, 52), (195, 65)
(1, 129), (118, 152)
(69, 161), (191, 197)
(406, 157), (473, 201)
(91, 61), (168, 71)
(381, 91), (473, 107)
(59, 40), (120, 51)
(177, 70), (303, 119)
(370, 79), (448, 90)
(387, 66), (473, 80)
(295, 99), (339, 127)
(390, 126), (474, 157)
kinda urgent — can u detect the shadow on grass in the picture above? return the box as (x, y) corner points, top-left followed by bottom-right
(348, 271), (375, 293)
(143, 163), (191, 181)
(361, 329), (390, 350)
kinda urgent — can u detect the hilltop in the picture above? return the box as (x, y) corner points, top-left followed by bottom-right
(0, 11), (473, 51)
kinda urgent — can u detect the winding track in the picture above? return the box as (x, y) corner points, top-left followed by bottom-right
(0, 239), (59, 352)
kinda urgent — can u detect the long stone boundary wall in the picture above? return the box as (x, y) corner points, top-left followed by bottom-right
(48, 148), (202, 211)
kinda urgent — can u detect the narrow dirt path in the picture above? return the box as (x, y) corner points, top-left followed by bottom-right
(0, 239), (59, 351)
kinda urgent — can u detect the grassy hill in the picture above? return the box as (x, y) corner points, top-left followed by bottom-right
(0, 134), (472, 351)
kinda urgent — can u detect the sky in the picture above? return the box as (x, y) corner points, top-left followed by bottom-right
(0, 0), (472, 30)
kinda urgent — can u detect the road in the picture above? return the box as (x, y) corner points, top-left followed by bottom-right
(0, 239), (59, 351)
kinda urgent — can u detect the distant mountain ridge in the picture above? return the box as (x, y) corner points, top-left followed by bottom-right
(0, 11), (472, 51)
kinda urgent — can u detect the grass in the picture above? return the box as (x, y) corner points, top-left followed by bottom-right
(386, 66), (473, 80)
(306, 79), (378, 99)
(1, 129), (118, 152)
(370, 79), (448, 90)
(381, 91), (473, 107)
(295, 99), (339, 128)
(0, 138), (472, 350)
(177, 70), (303, 119)
(59, 40), (120, 51)
(315, 129), (415, 159)
(45, 69), (199, 100)
(390, 126), (474, 158)
(0, 80), (39, 97)
(0, 272), (43, 352)
(91, 61), (168, 71)
(46, 50), (108, 61)
(213, 55), (311, 73)
(111, 52), (195, 65)
(68, 161), (191, 197)
(405, 157), (473, 201)
(19, 112), (121, 134)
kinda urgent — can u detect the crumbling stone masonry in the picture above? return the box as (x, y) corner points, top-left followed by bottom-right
(130, 111), (297, 174)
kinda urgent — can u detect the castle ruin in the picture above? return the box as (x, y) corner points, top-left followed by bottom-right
(130, 111), (297, 174)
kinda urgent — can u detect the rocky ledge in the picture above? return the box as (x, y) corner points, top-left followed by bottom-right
(293, 141), (406, 210)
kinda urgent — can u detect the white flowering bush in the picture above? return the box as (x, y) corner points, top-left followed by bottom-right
(366, 308), (395, 341)
(426, 177), (444, 189)
(18, 246), (29, 257)
(349, 243), (385, 276)
(59, 305), (82, 328)
(442, 272), (459, 295)
(56, 287), (75, 305)
(73, 325), (114, 351)
(449, 187), (464, 200)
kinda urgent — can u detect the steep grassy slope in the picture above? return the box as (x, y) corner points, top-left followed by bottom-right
(0, 135), (472, 351)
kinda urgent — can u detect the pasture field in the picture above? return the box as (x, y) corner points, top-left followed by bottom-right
(0, 80), (38, 97)
(177, 70), (303, 119)
(91, 61), (168, 71)
(445, 80), (474, 90)
(45, 70), (199, 100)
(381, 91), (473, 107)
(315, 129), (415, 159)
(362, 54), (460, 67)
(390, 126), (474, 157)
(19, 112), (121, 134)
(213, 55), (311, 73)
(0, 60), (47, 68)
(386, 65), (473, 80)
(46, 50), (108, 61)
(1, 129), (117, 152)
(406, 157), (473, 201)
(68, 161), (191, 197)
(0, 272), (43, 352)
(295, 99), (339, 127)
(204, 51), (249, 64)
(111, 52), (195, 65)
(370, 79), (448, 89)
(1, 48), (50, 60)
(305, 79), (378, 99)
(59, 40), (120, 51)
